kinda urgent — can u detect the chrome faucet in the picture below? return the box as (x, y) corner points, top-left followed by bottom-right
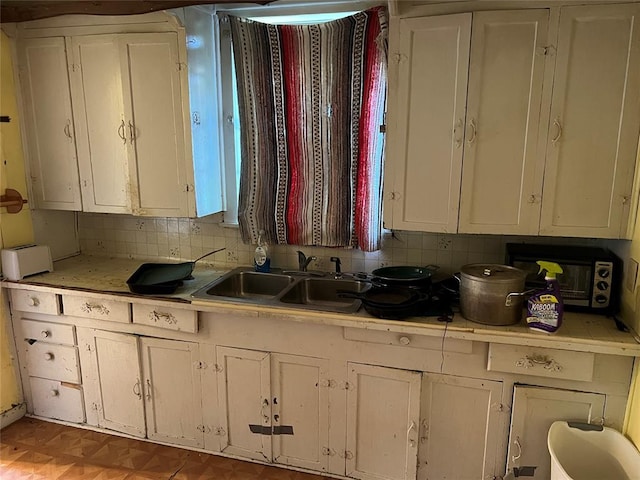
(297, 251), (316, 272)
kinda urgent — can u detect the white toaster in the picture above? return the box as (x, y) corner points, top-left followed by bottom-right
(1, 245), (53, 281)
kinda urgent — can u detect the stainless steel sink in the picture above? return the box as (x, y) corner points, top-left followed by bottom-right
(278, 277), (368, 313)
(192, 267), (367, 314)
(194, 269), (295, 302)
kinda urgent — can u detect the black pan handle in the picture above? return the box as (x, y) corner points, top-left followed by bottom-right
(193, 247), (226, 263)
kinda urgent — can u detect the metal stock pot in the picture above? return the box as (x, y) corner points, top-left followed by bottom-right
(457, 264), (528, 326)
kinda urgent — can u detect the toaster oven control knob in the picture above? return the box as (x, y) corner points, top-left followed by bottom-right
(596, 281), (609, 291)
(597, 268), (610, 278)
(595, 294), (608, 304)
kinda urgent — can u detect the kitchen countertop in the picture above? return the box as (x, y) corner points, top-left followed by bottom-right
(3, 254), (640, 357)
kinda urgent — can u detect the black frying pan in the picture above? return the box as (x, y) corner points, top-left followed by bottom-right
(127, 248), (226, 294)
(338, 286), (427, 319)
(371, 265), (439, 286)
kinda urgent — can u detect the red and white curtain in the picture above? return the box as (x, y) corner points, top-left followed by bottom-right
(229, 7), (388, 252)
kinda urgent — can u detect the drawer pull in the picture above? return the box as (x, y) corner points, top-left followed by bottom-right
(146, 379), (152, 400)
(50, 389), (59, 397)
(399, 336), (411, 345)
(149, 310), (177, 325)
(515, 354), (562, 372)
(28, 297), (40, 307)
(41, 330), (50, 338)
(44, 352), (55, 361)
(81, 302), (110, 316)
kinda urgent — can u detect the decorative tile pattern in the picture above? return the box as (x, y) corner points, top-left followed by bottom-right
(1, 418), (327, 480)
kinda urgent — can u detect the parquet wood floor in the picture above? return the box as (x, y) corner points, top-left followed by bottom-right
(0, 418), (328, 480)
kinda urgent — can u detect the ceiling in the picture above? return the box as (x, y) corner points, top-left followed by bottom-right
(0, 1), (272, 23)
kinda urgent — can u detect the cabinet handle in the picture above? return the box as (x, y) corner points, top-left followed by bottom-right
(81, 302), (110, 316)
(44, 352), (54, 361)
(50, 389), (59, 397)
(133, 380), (141, 399)
(515, 354), (562, 372)
(41, 330), (50, 338)
(146, 379), (152, 401)
(128, 121), (136, 142)
(551, 118), (562, 144)
(118, 120), (126, 144)
(512, 436), (522, 462)
(28, 296), (40, 307)
(399, 336), (411, 345)
(150, 311), (177, 324)
(63, 120), (72, 140)
(453, 118), (463, 148)
(467, 118), (477, 144)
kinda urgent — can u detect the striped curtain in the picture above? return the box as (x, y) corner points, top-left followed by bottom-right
(230, 8), (387, 252)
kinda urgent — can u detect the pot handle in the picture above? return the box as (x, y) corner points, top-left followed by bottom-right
(453, 273), (461, 283)
(505, 289), (536, 306)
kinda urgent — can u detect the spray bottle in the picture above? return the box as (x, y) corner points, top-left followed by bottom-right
(254, 230), (271, 273)
(526, 261), (564, 333)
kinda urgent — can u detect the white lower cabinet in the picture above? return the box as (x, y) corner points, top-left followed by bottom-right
(346, 364), (504, 480)
(506, 385), (606, 479)
(346, 363), (422, 480)
(77, 328), (206, 448)
(216, 346), (331, 473)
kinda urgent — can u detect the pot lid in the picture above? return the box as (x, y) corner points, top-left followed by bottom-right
(460, 264), (526, 283)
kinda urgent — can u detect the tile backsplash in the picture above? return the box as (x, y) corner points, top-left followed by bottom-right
(77, 213), (619, 276)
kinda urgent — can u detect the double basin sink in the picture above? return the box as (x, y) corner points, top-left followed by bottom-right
(192, 267), (369, 314)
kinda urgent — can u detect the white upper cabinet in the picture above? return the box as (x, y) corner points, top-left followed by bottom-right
(386, 4), (640, 239)
(458, 10), (550, 235)
(15, 12), (223, 217)
(539, 3), (640, 238)
(385, 14), (471, 233)
(18, 37), (82, 210)
(70, 35), (131, 213)
(120, 33), (192, 217)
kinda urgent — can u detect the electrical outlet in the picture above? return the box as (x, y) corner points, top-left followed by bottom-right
(625, 258), (639, 292)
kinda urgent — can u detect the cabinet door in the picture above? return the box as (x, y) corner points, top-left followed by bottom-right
(79, 329), (146, 437)
(271, 353), (330, 473)
(507, 385), (605, 479)
(120, 33), (193, 217)
(216, 346), (272, 462)
(385, 14), (471, 233)
(418, 374), (504, 480)
(18, 37), (82, 210)
(140, 337), (203, 448)
(346, 363), (421, 480)
(540, 4), (640, 238)
(458, 10), (549, 235)
(70, 35), (131, 213)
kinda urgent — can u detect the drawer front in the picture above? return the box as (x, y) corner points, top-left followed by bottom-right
(132, 303), (197, 333)
(10, 290), (60, 315)
(25, 343), (80, 383)
(63, 294), (131, 323)
(20, 319), (75, 346)
(29, 377), (85, 423)
(343, 327), (473, 353)
(487, 343), (594, 382)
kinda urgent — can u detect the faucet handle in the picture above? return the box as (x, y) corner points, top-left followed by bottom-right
(330, 256), (342, 274)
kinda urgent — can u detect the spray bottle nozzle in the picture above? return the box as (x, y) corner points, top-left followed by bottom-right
(536, 260), (563, 279)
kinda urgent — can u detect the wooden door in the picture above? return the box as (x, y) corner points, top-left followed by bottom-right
(385, 14), (471, 233)
(119, 32), (192, 217)
(18, 37), (81, 210)
(271, 353), (330, 473)
(507, 385), (605, 479)
(80, 329), (145, 437)
(216, 346), (271, 462)
(418, 374), (504, 480)
(70, 35), (131, 213)
(346, 363), (421, 480)
(458, 10), (550, 235)
(140, 337), (203, 448)
(539, 4), (640, 238)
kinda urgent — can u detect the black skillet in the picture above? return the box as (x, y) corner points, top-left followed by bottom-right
(338, 286), (428, 320)
(127, 247), (226, 294)
(371, 264), (439, 287)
